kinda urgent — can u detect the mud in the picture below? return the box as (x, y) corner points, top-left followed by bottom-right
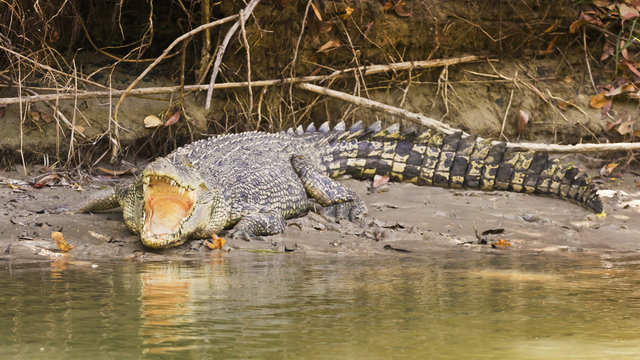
(1, 162), (638, 263)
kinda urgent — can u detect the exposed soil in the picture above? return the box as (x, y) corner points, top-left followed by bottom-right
(1, 161), (639, 263)
(1, 1), (639, 262)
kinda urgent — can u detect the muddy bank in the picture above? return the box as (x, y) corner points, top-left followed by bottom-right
(1, 162), (638, 263)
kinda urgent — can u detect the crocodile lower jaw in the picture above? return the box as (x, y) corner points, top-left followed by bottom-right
(142, 175), (196, 244)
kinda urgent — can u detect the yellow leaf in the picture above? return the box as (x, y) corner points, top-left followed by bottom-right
(52, 232), (74, 252)
(341, 6), (354, 19)
(205, 234), (226, 250)
(589, 93), (607, 109)
(144, 115), (163, 128)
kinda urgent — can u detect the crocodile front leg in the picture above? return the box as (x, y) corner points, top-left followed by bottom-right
(291, 155), (367, 222)
(227, 206), (286, 241)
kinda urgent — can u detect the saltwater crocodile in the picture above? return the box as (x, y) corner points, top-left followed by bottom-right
(77, 121), (603, 249)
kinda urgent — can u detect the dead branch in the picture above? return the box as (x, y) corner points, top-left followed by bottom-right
(297, 83), (640, 153)
(1, 55), (483, 105)
(205, 0), (261, 111)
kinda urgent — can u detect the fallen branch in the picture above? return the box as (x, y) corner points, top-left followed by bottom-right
(0, 55), (483, 105)
(205, 0), (261, 111)
(297, 83), (640, 153)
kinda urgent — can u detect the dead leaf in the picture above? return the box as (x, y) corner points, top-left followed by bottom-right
(393, 1), (412, 17)
(30, 111), (41, 122)
(318, 21), (333, 34)
(545, 35), (558, 56)
(569, 19), (586, 34)
(341, 6), (354, 19)
(164, 110), (181, 127)
(73, 125), (85, 135)
(52, 232), (74, 252)
(40, 112), (52, 123)
(96, 167), (136, 176)
(491, 238), (511, 248)
(32, 174), (61, 188)
(316, 39), (340, 53)
(606, 116), (624, 132)
(619, 4), (639, 20)
(617, 119), (636, 135)
(601, 41), (615, 61)
(590, 93), (607, 109)
(144, 115), (163, 128)
(517, 109), (530, 135)
(600, 162), (619, 176)
(383, 1), (393, 11)
(205, 234), (226, 250)
(310, 1), (323, 21)
(372, 174), (390, 189)
(624, 61), (640, 77)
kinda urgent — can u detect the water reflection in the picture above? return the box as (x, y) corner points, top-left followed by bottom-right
(0, 251), (639, 359)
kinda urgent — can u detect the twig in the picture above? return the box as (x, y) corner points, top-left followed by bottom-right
(205, 0), (261, 111)
(0, 45), (108, 90)
(239, 9), (253, 119)
(112, 14), (239, 161)
(500, 85), (515, 142)
(297, 82), (640, 153)
(2, 56), (483, 105)
(288, 0), (313, 120)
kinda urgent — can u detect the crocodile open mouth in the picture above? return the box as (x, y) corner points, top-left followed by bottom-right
(143, 175), (195, 238)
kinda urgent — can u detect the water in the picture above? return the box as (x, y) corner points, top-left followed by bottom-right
(1, 250), (640, 359)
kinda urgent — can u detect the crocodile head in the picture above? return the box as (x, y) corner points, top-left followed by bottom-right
(140, 158), (219, 248)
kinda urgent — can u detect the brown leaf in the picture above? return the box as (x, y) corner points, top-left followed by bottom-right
(30, 111), (41, 122)
(164, 110), (181, 127)
(318, 21), (333, 34)
(73, 125), (85, 135)
(590, 93), (607, 109)
(557, 101), (567, 110)
(601, 41), (615, 61)
(606, 116), (624, 132)
(517, 109), (530, 135)
(32, 174), (61, 188)
(619, 4), (639, 20)
(310, 1), (323, 21)
(40, 112), (52, 123)
(372, 174), (390, 189)
(278, 0), (291, 9)
(383, 1), (394, 11)
(393, 1), (412, 17)
(617, 119), (636, 135)
(96, 167), (136, 176)
(569, 19), (586, 34)
(52, 232), (74, 252)
(205, 234), (226, 250)
(545, 35), (558, 56)
(316, 39), (340, 53)
(624, 61), (640, 77)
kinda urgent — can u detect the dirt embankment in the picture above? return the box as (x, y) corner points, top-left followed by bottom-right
(1, 0), (628, 164)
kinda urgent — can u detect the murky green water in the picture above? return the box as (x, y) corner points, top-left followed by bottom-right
(1, 250), (640, 359)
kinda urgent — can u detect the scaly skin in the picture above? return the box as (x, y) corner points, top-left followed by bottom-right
(77, 121), (604, 249)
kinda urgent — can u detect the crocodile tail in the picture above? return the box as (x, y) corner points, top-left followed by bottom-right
(322, 123), (603, 214)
